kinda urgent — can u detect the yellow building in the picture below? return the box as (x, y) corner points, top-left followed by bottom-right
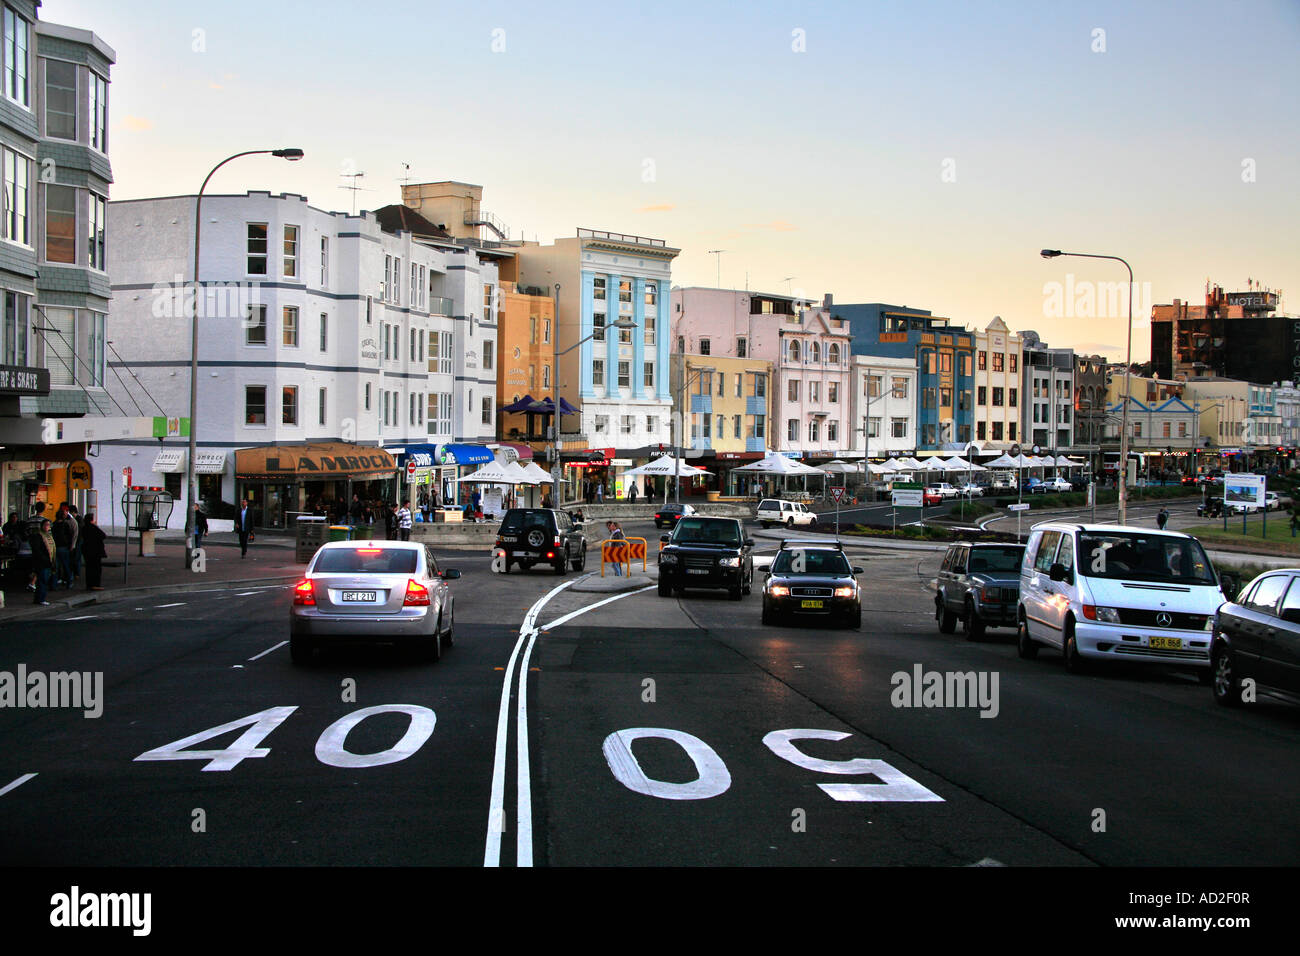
(671, 352), (774, 496)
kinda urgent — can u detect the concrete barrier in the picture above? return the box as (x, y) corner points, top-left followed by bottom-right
(562, 501), (754, 520)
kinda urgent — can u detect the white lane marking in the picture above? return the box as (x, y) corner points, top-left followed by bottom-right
(539, 584), (657, 631)
(0, 773), (37, 797)
(484, 577), (576, 868)
(155, 603), (186, 609)
(60, 615), (97, 621)
(247, 640), (288, 661)
(235, 592), (260, 596)
(516, 627), (538, 867)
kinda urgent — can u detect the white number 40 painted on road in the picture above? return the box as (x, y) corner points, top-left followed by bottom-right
(603, 727), (943, 803)
(134, 705), (436, 772)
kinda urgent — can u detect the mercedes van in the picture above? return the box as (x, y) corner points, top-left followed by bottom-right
(1016, 523), (1226, 675)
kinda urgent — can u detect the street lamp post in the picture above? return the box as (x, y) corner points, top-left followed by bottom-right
(1041, 249), (1134, 524)
(549, 315), (637, 506)
(185, 148), (303, 566)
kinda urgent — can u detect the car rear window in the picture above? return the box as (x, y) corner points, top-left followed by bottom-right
(315, 548), (418, 574)
(673, 518), (741, 546)
(772, 550), (851, 575)
(500, 510), (551, 534)
(966, 547), (1025, 573)
(757, 499), (781, 511)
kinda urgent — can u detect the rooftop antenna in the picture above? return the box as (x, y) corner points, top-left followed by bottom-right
(339, 171), (371, 216)
(707, 249), (726, 288)
(397, 162), (412, 186)
(782, 276), (797, 294)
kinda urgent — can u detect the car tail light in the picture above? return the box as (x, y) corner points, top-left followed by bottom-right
(546, 551), (555, 559)
(293, 580), (316, 606)
(554, 535), (561, 547)
(403, 580), (431, 606)
(495, 537), (503, 548)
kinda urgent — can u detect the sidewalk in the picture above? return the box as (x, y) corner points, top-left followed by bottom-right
(0, 533), (303, 623)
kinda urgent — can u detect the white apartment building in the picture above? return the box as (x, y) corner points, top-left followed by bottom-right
(95, 191), (500, 525)
(850, 354), (917, 458)
(1022, 340), (1075, 452)
(973, 316), (1022, 450)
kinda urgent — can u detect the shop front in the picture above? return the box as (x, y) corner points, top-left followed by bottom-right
(234, 442), (398, 529)
(384, 443), (496, 514)
(564, 447), (614, 504)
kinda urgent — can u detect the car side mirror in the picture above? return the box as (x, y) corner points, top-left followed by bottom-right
(442, 569), (462, 580)
(1048, 563), (1070, 583)
(660, 534), (670, 543)
(743, 538), (754, 547)
(853, 566), (864, 574)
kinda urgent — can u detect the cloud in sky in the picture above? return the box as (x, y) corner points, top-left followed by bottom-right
(638, 203), (674, 212)
(743, 220), (797, 232)
(122, 115), (153, 131)
(1072, 342), (1122, 357)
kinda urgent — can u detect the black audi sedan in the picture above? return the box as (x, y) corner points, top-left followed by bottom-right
(761, 541), (863, 628)
(657, 516), (753, 599)
(653, 502), (697, 529)
(1210, 568), (1300, 709)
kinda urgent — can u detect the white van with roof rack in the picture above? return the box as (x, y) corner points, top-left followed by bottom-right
(1016, 522), (1229, 676)
(757, 498), (817, 529)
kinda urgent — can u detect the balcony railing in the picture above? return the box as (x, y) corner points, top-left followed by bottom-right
(578, 228), (666, 247)
(428, 296), (454, 316)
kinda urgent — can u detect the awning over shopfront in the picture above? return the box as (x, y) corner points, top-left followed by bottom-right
(153, 449), (186, 472)
(492, 442), (534, 462)
(195, 452), (227, 474)
(385, 443), (494, 467)
(235, 442), (396, 480)
(562, 447), (614, 467)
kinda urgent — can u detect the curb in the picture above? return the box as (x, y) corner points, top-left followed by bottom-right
(1, 573), (303, 621)
(568, 568), (659, 593)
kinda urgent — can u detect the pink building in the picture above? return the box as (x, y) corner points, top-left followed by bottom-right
(671, 288), (852, 460)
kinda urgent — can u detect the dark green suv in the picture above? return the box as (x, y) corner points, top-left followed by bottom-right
(658, 516), (754, 600)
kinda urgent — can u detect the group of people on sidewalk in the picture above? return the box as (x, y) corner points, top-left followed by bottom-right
(1, 502), (108, 605)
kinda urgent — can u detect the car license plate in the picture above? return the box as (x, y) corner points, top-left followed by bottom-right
(687, 568), (709, 575)
(341, 591), (376, 602)
(1150, 636), (1183, 650)
(502, 536), (518, 543)
(801, 599), (824, 609)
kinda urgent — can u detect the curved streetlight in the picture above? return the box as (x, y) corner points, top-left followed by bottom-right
(1041, 248), (1135, 525)
(185, 148), (305, 565)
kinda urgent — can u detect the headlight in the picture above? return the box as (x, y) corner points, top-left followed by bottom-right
(769, 585), (790, 597)
(718, 556), (741, 567)
(833, 586), (855, 598)
(1082, 604), (1120, 623)
(659, 553), (678, 565)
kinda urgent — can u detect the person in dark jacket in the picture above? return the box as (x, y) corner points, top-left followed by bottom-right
(52, 505), (74, 589)
(31, 518), (55, 605)
(1157, 508), (1169, 530)
(68, 504), (84, 580)
(24, 502), (46, 591)
(234, 500), (254, 557)
(192, 502), (209, 552)
(82, 512), (108, 590)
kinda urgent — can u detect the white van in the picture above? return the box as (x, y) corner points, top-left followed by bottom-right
(1017, 522), (1226, 675)
(756, 498), (818, 529)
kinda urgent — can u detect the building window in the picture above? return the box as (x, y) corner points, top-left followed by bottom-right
(245, 385), (266, 425)
(283, 225), (300, 278)
(788, 379), (799, 401)
(622, 415), (636, 436)
(1009, 388), (1017, 407)
(282, 386), (298, 425)
(88, 193), (107, 270)
(810, 381), (820, 402)
(5, 8), (29, 107)
(542, 365), (551, 388)
(618, 279), (632, 304)
(645, 284), (657, 306)
(699, 338), (710, 355)
(978, 351), (987, 370)
(482, 396), (493, 425)
(788, 419), (798, 441)
(364, 383), (371, 411)
(808, 420), (820, 442)
(958, 391), (970, 411)
(483, 283), (494, 322)
(939, 352), (952, 373)
(44, 183), (76, 263)
(922, 388), (935, 409)
(593, 276), (605, 301)
(644, 313), (655, 345)
(752, 414), (766, 438)
(924, 352), (936, 375)
(247, 223), (268, 275)
(1009, 422), (1017, 440)
(676, 335), (685, 353)
(828, 421), (838, 443)
(992, 387), (1004, 407)
(939, 387), (951, 407)
(891, 417), (907, 439)
(319, 236), (328, 286)
(828, 344), (840, 365)
(592, 359), (604, 387)
(245, 305), (267, 346)
(992, 421), (1004, 441)
(618, 361), (630, 388)
(282, 306), (299, 347)
(867, 417), (880, 439)
(993, 352), (1004, 372)
(319, 388), (327, 425)
(788, 340), (800, 363)
(718, 372), (725, 397)
(753, 373), (766, 397)
(483, 341), (494, 371)
(618, 319), (630, 344)
(647, 415), (658, 433)
(644, 363), (654, 388)
(809, 342), (820, 364)
(891, 377), (907, 399)
(737, 337), (747, 357)
(44, 58), (76, 139)
(829, 381), (839, 403)
(977, 421), (986, 440)
(3, 147), (29, 244)
(959, 354), (971, 377)
(593, 311), (606, 342)
(1010, 354), (1018, 373)
(868, 375), (881, 398)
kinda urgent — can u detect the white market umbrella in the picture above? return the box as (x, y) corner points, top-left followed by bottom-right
(896, 457), (926, 471)
(733, 454), (825, 476)
(986, 453), (1025, 469)
(519, 461), (552, 483)
(944, 456), (986, 472)
(623, 454), (712, 477)
(820, 460), (860, 475)
(456, 460), (530, 484)
(867, 461), (899, 475)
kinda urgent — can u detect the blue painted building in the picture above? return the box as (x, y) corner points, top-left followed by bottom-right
(837, 303), (976, 451)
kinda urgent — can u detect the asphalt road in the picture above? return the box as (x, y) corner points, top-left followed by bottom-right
(2, 524), (1297, 868)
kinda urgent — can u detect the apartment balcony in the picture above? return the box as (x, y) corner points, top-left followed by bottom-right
(429, 296), (454, 316)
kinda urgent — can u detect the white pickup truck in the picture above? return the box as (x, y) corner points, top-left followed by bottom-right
(925, 483), (960, 499)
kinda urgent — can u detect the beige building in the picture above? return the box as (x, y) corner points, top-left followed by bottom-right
(973, 316), (1022, 449)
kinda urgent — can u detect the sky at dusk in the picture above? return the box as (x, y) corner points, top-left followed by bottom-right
(41, 0), (1300, 363)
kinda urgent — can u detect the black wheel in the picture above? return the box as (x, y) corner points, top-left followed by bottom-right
(289, 636), (313, 665)
(1212, 643), (1242, 707)
(1062, 622), (1086, 673)
(573, 545), (586, 571)
(742, 569), (752, 595)
(729, 585), (742, 601)
(761, 602), (775, 625)
(937, 595), (957, 634)
(442, 606), (455, 650)
(846, 606), (862, 629)
(555, 548), (568, 575)
(808, 517), (817, 529)
(963, 599), (986, 641)
(787, 517), (795, 528)
(761, 522), (771, 529)
(1017, 614), (1038, 659)
(658, 578), (672, 597)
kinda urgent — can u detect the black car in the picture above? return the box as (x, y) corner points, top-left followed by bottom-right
(657, 516), (753, 600)
(762, 540), (863, 628)
(934, 542), (1025, 639)
(1211, 568), (1300, 708)
(494, 508), (586, 574)
(1197, 497), (1224, 518)
(653, 502), (696, 529)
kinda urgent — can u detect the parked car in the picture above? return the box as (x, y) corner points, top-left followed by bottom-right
(757, 498), (818, 529)
(1226, 492), (1286, 514)
(1211, 568), (1300, 708)
(658, 516), (754, 600)
(922, 489), (943, 507)
(935, 542), (1026, 640)
(290, 540), (460, 664)
(1041, 477), (1072, 493)
(957, 484), (985, 497)
(493, 508), (587, 574)
(762, 539), (863, 628)
(1017, 523), (1223, 675)
(1021, 477), (1046, 494)
(1069, 476), (1092, 492)
(990, 474), (1017, 492)
(653, 502), (697, 529)
(1198, 497), (1225, 517)
(925, 483), (959, 499)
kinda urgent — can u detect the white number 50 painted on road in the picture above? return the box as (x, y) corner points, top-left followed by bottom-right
(602, 727), (943, 803)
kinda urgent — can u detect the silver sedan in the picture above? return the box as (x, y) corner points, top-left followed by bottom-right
(290, 540), (460, 664)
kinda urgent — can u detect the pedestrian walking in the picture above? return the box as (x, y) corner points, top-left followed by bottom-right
(52, 504), (74, 588)
(596, 481), (604, 503)
(192, 502), (209, 552)
(82, 512), (107, 590)
(1157, 508), (1169, 531)
(628, 482), (638, 503)
(398, 501), (413, 541)
(605, 520), (625, 576)
(385, 503), (399, 539)
(69, 504), (84, 580)
(31, 518), (55, 605)
(234, 500), (254, 557)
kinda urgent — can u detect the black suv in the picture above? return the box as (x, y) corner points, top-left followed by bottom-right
(494, 509), (587, 574)
(934, 542), (1025, 639)
(762, 539), (863, 628)
(658, 516), (753, 599)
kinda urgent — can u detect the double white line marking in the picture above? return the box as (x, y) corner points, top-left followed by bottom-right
(483, 578), (655, 867)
